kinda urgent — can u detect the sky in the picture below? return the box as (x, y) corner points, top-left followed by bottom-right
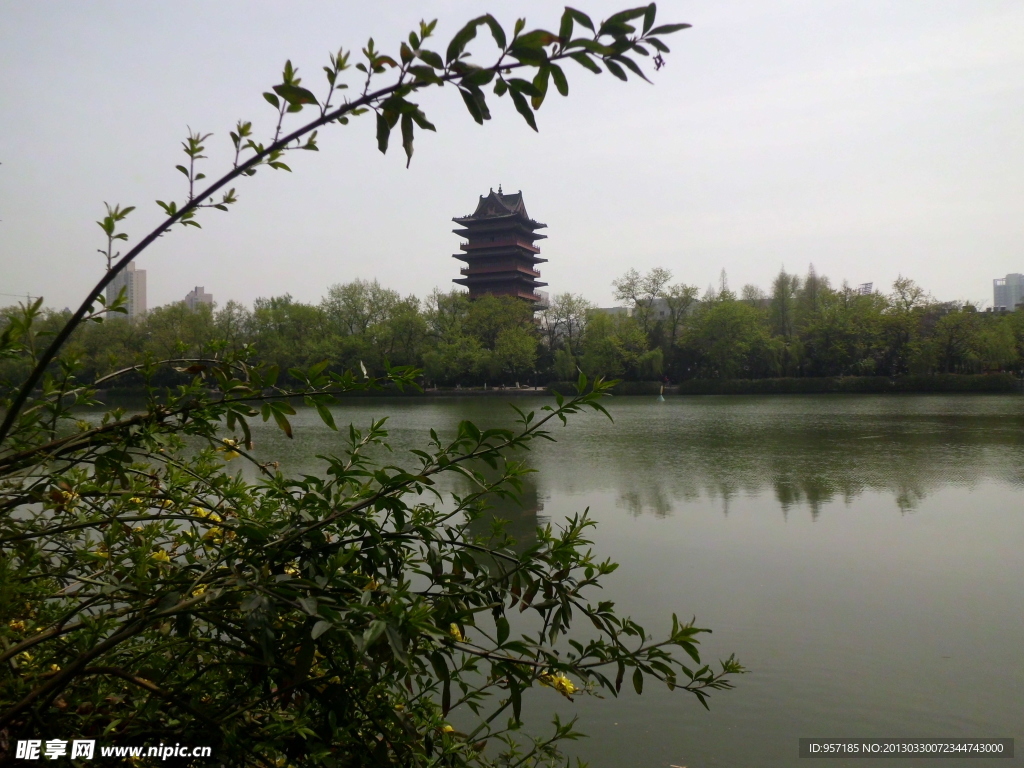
(2, 1), (1023, 312)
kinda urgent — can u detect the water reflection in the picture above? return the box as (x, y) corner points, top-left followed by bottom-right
(466, 477), (546, 551)
(93, 394), (1024, 522)
(528, 395), (1024, 519)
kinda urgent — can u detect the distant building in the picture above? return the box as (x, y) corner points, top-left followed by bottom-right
(592, 298), (697, 320)
(856, 282), (873, 296)
(105, 262), (146, 321)
(452, 187), (548, 304)
(185, 286), (213, 311)
(993, 273), (1024, 311)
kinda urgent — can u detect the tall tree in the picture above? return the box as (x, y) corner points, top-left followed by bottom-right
(612, 266), (672, 336)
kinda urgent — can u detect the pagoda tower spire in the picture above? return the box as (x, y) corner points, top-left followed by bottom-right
(451, 189), (547, 303)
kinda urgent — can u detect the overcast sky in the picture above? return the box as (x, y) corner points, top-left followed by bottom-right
(2, 1), (1023, 311)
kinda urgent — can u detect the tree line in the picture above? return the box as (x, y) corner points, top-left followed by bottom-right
(4, 267), (1023, 389)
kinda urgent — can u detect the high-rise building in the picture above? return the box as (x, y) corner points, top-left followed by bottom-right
(105, 262), (147, 321)
(185, 286), (213, 311)
(856, 282), (873, 296)
(993, 273), (1024, 311)
(452, 188), (548, 304)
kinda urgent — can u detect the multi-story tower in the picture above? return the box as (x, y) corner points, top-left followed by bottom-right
(105, 262), (147, 321)
(452, 188), (547, 303)
(993, 273), (1024, 311)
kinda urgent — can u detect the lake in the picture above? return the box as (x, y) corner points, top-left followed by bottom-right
(240, 393), (1024, 767)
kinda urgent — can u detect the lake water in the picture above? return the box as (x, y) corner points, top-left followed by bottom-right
(241, 394), (1024, 767)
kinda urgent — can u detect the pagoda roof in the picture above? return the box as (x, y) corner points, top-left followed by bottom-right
(453, 188), (547, 230)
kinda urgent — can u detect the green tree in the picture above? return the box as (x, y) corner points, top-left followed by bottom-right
(465, 295), (536, 351)
(686, 297), (771, 379)
(932, 308), (980, 373)
(658, 282), (699, 350)
(612, 267), (671, 337)
(541, 292), (593, 356)
(879, 276), (930, 376)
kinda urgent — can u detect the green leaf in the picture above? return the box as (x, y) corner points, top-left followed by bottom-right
(531, 66), (550, 109)
(418, 49), (444, 69)
(273, 83), (318, 107)
(507, 78), (542, 98)
(496, 616), (510, 645)
(508, 88), (538, 132)
(642, 3), (657, 34)
(458, 87), (484, 124)
(408, 65), (443, 84)
(604, 58), (628, 81)
(446, 17), (484, 63)
(647, 37), (670, 53)
(648, 23), (691, 35)
(262, 92), (280, 108)
(550, 64), (569, 96)
(616, 54), (651, 82)
(401, 113), (415, 168)
(361, 619), (386, 650)
(600, 7), (647, 36)
(569, 52), (602, 74)
(376, 112), (390, 154)
(632, 667), (644, 694)
(410, 109), (436, 131)
(430, 650), (449, 687)
(482, 14), (506, 49)
(315, 404), (337, 431)
(510, 681), (522, 722)
(565, 7), (594, 32)
(272, 407), (293, 438)
(518, 30), (559, 49)
(311, 619), (330, 638)
(385, 624), (409, 666)
(559, 9), (575, 41)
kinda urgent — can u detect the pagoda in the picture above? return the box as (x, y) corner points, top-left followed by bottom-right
(452, 187), (547, 303)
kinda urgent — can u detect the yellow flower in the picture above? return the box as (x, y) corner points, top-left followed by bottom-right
(363, 579), (379, 592)
(194, 507), (221, 522)
(128, 497), (145, 505)
(441, 725), (455, 734)
(150, 550), (171, 563)
(191, 584), (207, 597)
(448, 623), (463, 642)
(8, 620), (26, 633)
(539, 673), (577, 698)
(17, 651), (33, 665)
(284, 563), (300, 576)
(50, 663), (61, 672)
(217, 439), (241, 460)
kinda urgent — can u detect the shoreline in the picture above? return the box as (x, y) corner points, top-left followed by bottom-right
(91, 373), (1023, 401)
